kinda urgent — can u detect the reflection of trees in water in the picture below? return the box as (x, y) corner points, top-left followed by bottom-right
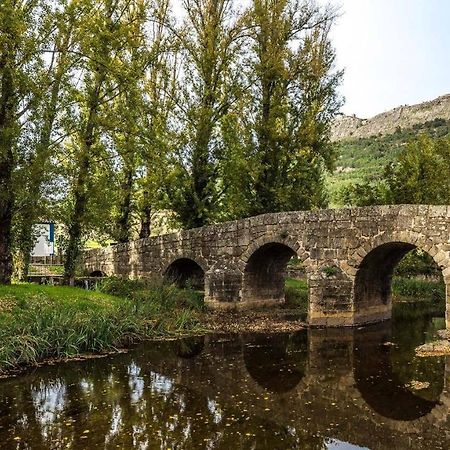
(0, 338), (320, 449)
(0, 321), (447, 448)
(173, 335), (205, 359)
(243, 332), (307, 394)
(354, 321), (444, 421)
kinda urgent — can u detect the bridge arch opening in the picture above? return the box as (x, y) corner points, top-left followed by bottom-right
(89, 270), (106, 277)
(354, 242), (446, 323)
(164, 258), (205, 290)
(243, 242), (299, 305)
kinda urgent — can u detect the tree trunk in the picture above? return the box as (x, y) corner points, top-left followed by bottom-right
(139, 196), (152, 239)
(0, 47), (16, 284)
(63, 153), (90, 285)
(63, 72), (105, 285)
(17, 27), (72, 281)
(116, 159), (134, 243)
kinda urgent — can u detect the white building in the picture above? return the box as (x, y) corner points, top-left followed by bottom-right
(32, 223), (56, 257)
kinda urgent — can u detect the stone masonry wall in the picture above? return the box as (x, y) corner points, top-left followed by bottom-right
(82, 205), (450, 327)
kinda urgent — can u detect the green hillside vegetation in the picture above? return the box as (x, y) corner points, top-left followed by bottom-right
(327, 118), (450, 206)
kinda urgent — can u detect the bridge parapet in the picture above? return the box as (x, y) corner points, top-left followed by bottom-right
(82, 205), (450, 327)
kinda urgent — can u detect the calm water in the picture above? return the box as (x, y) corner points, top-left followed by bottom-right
(0, 303), (449, 450)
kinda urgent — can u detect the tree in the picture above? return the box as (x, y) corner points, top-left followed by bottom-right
(135, 0), (175, 239)
(0, 0), (51, 283)
(339, 134), (450, 207)
(245, 0), (342, 215)
(13, 2), (77, 279)
(62, 0), (150, 283)
(385, 134), (450, 204)
(166, 0), (245, 229)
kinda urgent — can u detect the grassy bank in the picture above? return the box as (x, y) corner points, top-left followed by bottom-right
(0, 275), (444, 375)
(392, 276), (445, 302)
(0, 280), (204, 375)
(285, 278), (308, 312)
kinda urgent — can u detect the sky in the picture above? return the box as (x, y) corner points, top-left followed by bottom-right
(331, 0), (450, 117)
(172, 0), (450, 118)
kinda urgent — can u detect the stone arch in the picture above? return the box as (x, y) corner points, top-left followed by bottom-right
(241, 237), (302, 305)
(350, 231), (449, 324)
(239, 235), (304, 268)
(89, 270), (106, 277)
(163, 257), (206, 290)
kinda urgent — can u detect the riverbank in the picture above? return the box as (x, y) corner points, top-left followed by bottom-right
(0, 280), (204, 376)
(0, 275), (445, 376)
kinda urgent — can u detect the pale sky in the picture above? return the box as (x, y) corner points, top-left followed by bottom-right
(331, 0), (450, 117)
(172, 0), (450, 118)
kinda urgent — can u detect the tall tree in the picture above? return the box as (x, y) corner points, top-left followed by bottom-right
(0, 0), (50, 283)
(109, 0), (174, 242)
(246, 0), (342, 215)
(62, 0), (149, 283)
(14, 2), (77, 279)
(167, 0), (244, 229)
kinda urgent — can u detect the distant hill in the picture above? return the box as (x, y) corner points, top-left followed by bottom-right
(331, 94), (450, 142)
(327, 94), (450, 206)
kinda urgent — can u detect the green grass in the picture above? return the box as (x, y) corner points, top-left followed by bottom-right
(0, 280), (204, 374)
(284, 278), (308, 311)
(392, 276), (446, 303)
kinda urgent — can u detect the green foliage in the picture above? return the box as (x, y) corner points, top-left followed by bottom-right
(2, 0), (345, 284)
(164, 0), (245, 228)
(321, 265), (339, 277)
(394, 249), (442, 278)
(244, 0), (342, 216)
(97, 277), (205, 311)
(385, 134), (450, 204)
(332, 121), (450, 206)
(0, 281), (204, 373)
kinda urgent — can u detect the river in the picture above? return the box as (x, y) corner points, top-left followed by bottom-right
(0, 301), (448, 449)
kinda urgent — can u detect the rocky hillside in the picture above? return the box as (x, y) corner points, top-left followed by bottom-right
(331, 94), (450, 141)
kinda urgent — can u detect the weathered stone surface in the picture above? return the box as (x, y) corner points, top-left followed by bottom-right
(416, 341), (450, 357)
(331, 94), (450, 141)
(82, 205), (450, 328)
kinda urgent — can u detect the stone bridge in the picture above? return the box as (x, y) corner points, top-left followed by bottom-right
(82, 205), (450, 327)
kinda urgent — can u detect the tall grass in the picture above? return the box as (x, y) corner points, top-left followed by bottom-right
(0, 280), (204, 374)
(392, 277), (445, 302)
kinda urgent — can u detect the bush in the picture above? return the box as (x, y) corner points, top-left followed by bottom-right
(97, 277), (204, 311)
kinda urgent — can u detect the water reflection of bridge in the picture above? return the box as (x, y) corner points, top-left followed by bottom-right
(164, 327), (450, 445)
(1, 327), (450, 449)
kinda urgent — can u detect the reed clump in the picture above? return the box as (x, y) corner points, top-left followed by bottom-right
(0, 279), (204, 374)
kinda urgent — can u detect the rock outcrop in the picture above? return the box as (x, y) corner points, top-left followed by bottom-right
(331, 94), (450, 141)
